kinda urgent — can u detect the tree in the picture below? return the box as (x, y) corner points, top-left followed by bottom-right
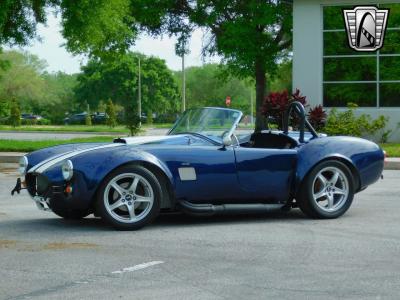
(0, 0), (51, 47)
(41, 71), (78, 124)
(74, 52), (180, 117)
(58, 1), (292, 132)
(105, 99), (117, 127)
(126, 1), (292, 130)
(190, 1), (292, 131)
(0, 51), (77, 124)
(1, 1), (293, 131)
(59, 0), (137, 58)
(174, 64), (253, 114)
(9, 99), (21, 127)
(140, 56), (180, 120)
(0, 50), (48, 113)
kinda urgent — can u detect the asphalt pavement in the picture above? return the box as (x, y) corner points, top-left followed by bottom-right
(0, 164), (400, 300)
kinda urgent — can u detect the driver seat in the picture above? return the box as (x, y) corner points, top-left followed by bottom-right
(250, 132), (296, 149)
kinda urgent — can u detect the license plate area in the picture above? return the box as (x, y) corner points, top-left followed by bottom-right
(33, 196), (51, 211)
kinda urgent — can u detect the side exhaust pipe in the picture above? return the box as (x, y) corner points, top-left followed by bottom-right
(178, 200), (285, 216)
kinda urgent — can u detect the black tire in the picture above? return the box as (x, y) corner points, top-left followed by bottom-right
(96, 165), (162, 230)
(51, 207), (91, 220)
(297, 160), (355, 219)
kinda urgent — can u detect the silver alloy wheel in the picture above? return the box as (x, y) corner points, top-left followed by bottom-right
(312, 166), (349, 213)
(104, 173), (154, 223)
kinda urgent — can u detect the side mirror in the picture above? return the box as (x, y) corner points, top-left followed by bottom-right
(222, 133), (233, 147)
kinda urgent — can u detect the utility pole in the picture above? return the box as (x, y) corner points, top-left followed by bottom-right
(182, 54), (186, 112)
(250, 89), (254, 125)
(138, 56), (142, 126)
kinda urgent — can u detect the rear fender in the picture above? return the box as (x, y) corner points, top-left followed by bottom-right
(295, 153), (360, 196)
(295, 136), (384, 196)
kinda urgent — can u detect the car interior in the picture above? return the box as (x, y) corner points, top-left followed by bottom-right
(238, 131), (298, 149)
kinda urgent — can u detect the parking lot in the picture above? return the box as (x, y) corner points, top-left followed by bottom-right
(0, 163), (399, 300)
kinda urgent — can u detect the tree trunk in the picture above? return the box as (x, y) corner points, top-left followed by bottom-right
(254, 60), (267, 132)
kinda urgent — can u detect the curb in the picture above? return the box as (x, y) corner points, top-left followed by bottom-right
(0, 153), (399, 170)
(0, 152), (26, 164)
(385, 158), (400, 170)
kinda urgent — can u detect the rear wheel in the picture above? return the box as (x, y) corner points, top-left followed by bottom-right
(298, 160), (354, 219)
(96, 165), (162, 230)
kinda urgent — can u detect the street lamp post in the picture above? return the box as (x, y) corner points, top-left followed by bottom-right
(138, 56), (142, 126)
(182, 54), (186, 112)
(250, 89), (254, 125)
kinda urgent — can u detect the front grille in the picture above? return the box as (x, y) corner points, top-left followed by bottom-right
(26, 174), (51, 197)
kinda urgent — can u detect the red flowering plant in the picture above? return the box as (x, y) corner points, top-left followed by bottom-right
(261, 89), (308, 130)
(308, 105), (327, 131)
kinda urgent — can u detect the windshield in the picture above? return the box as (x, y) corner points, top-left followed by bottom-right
(169, 107), (242, 142)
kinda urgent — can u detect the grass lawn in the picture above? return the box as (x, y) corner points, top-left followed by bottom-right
(379, 143), (400, 158)
(0, 136), (116, 152)
(0, 123), (173, 133)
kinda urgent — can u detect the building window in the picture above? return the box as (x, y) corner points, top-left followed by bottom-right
(323, 4), (400, 107)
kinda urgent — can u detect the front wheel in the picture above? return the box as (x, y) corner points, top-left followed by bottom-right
(297, 160), (355, 219)
(96, 165), (162, 230)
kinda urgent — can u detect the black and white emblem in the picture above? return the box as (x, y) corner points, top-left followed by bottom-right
(343, 6), (389, 52)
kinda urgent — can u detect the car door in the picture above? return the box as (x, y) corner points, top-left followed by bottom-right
(233, 147), (297, 203)
(149, 144), (242, 203)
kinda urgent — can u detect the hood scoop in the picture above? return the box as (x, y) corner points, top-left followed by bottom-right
(113, 135), (181, 146)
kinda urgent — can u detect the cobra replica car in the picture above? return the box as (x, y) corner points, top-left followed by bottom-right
(12, 102), (384, 230)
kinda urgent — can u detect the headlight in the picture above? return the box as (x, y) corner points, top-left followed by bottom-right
(61, 160), (73, 181)
(18, 156), (28, 175)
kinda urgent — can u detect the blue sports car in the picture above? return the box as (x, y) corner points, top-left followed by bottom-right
(12, 102), (384, 230)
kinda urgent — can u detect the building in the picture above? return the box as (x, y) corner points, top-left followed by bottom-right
(293, 1), (400, 141)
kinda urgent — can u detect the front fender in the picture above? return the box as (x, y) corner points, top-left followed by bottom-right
(26, 143), (108, 172)
(296, 136), (384, 194)
(70, 145), (175, 205)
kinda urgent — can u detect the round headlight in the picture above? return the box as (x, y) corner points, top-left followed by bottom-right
(18, 156), (28, 175)
(61, 160), (73, 181)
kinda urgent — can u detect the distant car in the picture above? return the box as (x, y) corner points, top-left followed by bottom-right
(21, 114), (43, 121)
(117, 111), (147, 124)
(12, 102), (384, 230)
(64, 113), (88, 125)
(92, 112), (108, 125)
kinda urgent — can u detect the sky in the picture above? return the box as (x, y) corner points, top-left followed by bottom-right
(15, 13), (220, 74)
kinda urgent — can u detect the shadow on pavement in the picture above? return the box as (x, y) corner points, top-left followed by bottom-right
(0, 209), (309, 233)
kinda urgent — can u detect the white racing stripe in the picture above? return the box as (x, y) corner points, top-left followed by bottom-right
(29, 143), (123, 174)
(28, 135), (175, 174)
(120, 135), (178, 145)
(28, 150), (77, 173)
(111, 261), (164, 274)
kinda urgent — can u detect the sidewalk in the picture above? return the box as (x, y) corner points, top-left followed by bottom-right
(0, 152), (399, 170)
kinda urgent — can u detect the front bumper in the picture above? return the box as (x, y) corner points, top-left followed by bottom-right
(23, 172), (92, 212)
(33, 195), (51, 211)
(25, 173), (68, 212)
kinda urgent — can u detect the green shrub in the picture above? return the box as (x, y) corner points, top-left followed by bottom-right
(85, 112), (92, 126)
(9, 100), (21, 127)
(105, 99), (117, 128)
(124, 105), (140, 136)
(146, 111), (153, 125)
(325, 107), (388, 139)
(37, 118), (51, 125)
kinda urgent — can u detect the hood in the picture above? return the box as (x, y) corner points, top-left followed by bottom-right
(27, 135), (188, 174)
